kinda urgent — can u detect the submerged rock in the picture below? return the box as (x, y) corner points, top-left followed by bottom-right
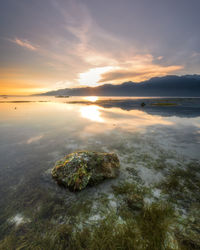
(52, 151), (120, 191)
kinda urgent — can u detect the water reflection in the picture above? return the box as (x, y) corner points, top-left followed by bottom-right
(27, 135), (43, 144)
(79, 102), (173, 129)
(80, 107), (174, 134)
(0, 96), (200, 244)
(80, 105), (104, 122)
(83, 96), (98, 102)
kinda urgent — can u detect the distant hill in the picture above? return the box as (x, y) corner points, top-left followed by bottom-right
(38, 75), (200, 97)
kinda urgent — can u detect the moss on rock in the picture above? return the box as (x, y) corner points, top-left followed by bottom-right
(52, 151), (120, 191)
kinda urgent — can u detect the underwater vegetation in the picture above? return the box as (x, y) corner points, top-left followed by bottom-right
(156, 161), (200, 249)
(0, 184), (176, 250)
(1, 180), (199, 249)
(0, 124), (200, 249)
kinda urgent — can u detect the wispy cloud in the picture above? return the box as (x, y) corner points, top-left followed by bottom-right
(52, 0), (124, 67)
(52, 1), (184, 85)
(11, 38), (38, 51)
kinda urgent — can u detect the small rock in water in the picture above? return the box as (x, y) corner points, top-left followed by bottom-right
(52, 151), (120, 191)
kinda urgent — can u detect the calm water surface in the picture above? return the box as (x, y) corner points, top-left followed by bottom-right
(0, 96), (200, 242)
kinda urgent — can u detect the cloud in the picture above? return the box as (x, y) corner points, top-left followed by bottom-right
(99, 65), (183, 83)
(98, 55), (183, 83)
(2, 0), (187, 94)
(54, 80), (75, 89)
(11, 38), (37, 51)
(99, 70), (145, 82)
(191, 52), (200, 58)
(78, 66), (117, 86)
(77, 52), (183, 85)
(53, 0), (91, 53)
(52, 0), (125, 67)
(50, 2), (185, 85)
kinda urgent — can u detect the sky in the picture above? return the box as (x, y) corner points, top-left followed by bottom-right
(0, 0), (200, 95)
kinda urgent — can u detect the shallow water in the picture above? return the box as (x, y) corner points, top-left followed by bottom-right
(0, 96), (200, 246)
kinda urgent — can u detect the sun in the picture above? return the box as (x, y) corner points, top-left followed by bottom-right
(78, 66), (115, 87)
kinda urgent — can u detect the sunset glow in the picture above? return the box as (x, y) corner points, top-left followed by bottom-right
(0, 1), (200, 247)
(0, 0), (199, 95)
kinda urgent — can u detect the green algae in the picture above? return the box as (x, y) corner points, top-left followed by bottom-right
(112, 181), (148, 197)
(67, 162), (91, 191)
(52, 151), (120, 191)
(0, 201), (177, 250)
(158, 161), (200, 201)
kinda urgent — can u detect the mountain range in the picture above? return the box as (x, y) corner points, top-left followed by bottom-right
(38, 75), (200, 97)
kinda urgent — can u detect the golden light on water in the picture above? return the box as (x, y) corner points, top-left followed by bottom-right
(83, 96), (99, 102)
(80, 105), (104, 122)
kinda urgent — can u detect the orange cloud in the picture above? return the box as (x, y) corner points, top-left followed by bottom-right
(99, 65), (183, 83)
(78, 53), (183, 85)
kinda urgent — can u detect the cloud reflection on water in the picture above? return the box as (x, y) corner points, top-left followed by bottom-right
(79, 104), (174, 135)
(27, 135), (43, 144)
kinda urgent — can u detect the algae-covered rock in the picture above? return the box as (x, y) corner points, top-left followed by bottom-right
(52, 151), (120, 191)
